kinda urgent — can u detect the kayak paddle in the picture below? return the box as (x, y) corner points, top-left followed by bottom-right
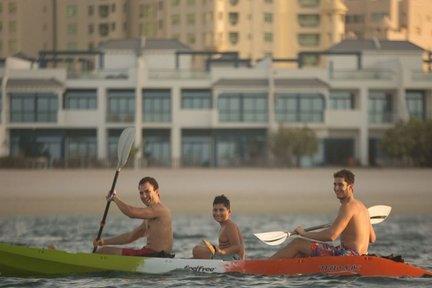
(254, 205), (392, 246)
(92, 127), (135, 253)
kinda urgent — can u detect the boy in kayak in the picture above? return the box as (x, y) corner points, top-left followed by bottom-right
(192, 194), (245, 260)
(93, 176), (173, 257)
(270, 169), (376, 259)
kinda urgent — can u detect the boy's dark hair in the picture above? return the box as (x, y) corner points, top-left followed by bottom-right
(333, 169), (355, 185)
(139, 176), (159, 190)
(213, 194), (230, 209)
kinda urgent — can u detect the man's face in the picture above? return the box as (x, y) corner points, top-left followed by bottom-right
(139, 182), (158, 206)
(212, 203), (230, 223)
(333, 177), (351, 200)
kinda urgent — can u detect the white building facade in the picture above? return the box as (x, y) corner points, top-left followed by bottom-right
(0, 38), (431, 168)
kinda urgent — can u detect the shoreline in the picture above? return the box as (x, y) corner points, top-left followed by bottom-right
(1, 168), (431, 215)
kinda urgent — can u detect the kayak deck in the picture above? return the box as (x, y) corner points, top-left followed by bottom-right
(1, 243), (431, 277)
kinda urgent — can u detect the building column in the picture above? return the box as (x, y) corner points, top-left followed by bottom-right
(135, 57), (145, 168)
(0, 61), (10, 157)
(171, 87), (181, 168)
(97, 87), (107, 160)
(359, 86), (369, 166)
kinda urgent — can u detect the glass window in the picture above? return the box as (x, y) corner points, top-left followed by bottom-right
(275, 93), (324, 123)
(264, 13), (273, 23)
(229, 13), (239, 25)
(64, 90), (97, 110)
(171, 14), (180, 25)
(10, 93), (58, 123)
(143, 90), (171, 122)
(9, 21), (16, 33)
(298, 0), (320, 8)
(298, 33), (320, 47)
(187, 14), (195, 25)
(264, 32), (273, 43)
(406, 90), (425, 120)
(215, 129), (266, 167)
(181, 89), (212, 109)
(182, 134), (211, 167)
(371, 12), (389, 22)
(67, 23), (77, 35)
(143, 130), (171, 166)
(99, 5), (109, 17)
(298, 14), (320, 27)
(99, 23), (109, 36)
(368, 91), (392, 123)
(229, 32), (239, 45)
(107, 90), (135, 122)
(187, 33), (196, 44)
(67, 134), (97, 161)
(67, 42), (77, 50)
(218, 93), (267, 123)
(8, 2), (17, 13)
(329, 91), (354, 110)
(67, 5), (77, 17)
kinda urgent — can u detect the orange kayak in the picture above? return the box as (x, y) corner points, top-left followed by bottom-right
(225, 255), (432, 277)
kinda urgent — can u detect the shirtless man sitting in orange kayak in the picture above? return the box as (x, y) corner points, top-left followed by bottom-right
(270, 169), (376, 259)
(93, 176), (173, 257)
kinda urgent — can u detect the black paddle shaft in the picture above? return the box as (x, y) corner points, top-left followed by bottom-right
(93, 170), (120, 253)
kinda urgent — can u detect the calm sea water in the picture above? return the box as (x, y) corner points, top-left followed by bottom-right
(0, 213), (431, 287)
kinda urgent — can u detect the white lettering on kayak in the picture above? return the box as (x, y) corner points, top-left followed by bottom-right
(184, 265), (216, 273)
(320, 264), (361, 274)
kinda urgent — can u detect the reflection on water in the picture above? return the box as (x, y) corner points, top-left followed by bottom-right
(0, 214), (431, 287)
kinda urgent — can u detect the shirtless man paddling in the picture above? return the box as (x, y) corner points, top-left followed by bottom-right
(270, 169), (376, 259)
(93, 176), (173, 257)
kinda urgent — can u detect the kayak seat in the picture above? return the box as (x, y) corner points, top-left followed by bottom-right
(140, 250), (175, 258)
(368, 253), (404, 263)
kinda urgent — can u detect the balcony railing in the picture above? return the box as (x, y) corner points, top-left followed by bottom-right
(148, 69), (210, 80)
(411, 70), (432, 81)
(330, 69), (394, 80)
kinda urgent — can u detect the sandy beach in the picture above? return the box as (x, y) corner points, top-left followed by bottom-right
(0, 168), (431, 215)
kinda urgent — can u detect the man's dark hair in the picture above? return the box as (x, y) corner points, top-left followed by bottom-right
(333, 169), (355, 185)
(139, 176), (159, 190)
(213, 194), (230, 209)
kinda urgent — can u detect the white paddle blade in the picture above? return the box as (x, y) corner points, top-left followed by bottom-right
(117, 127), (135, 170)
(368, 205), (392, 225)
(254, 231), (289, 246)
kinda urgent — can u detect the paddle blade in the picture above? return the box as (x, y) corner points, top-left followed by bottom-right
(202, 240), (216, 256)
(116, 127), (135, 170)
(368, 205), (392, 224)
(254, 231), (289, 246)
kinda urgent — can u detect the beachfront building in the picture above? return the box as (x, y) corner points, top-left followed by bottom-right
(0, 38), (431, 168)
(344, 0), (432, 51)
(0, 0), (346, 65)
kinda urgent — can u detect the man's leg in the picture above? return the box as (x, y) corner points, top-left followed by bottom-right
(269, 238), (312, 259)
(192, 244), (212, 259)
(95, 246), (123, 255)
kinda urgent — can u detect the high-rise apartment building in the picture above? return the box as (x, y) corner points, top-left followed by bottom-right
(0, 0), (347, 64)
(344, 0), (432, 51)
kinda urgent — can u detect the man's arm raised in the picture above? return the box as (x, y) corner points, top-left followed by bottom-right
(111, 194), (162, 219)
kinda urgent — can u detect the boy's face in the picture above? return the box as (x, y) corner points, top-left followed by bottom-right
(212, 203), (230, 223)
